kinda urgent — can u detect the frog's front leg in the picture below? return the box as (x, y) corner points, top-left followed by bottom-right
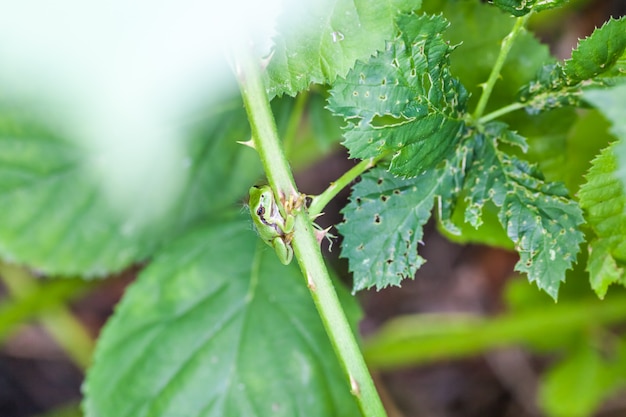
(271, 236), (293, 265)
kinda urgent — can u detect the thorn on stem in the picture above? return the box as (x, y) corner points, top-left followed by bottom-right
(237, 139), (256, 149)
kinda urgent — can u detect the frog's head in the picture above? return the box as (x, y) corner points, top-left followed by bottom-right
(249, 185), (274, 217)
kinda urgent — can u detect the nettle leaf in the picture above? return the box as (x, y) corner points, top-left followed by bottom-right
(328, 13), (468, 178)
(519, 17), (626, 114)
(266, 0), (420, 97)
(491, 0), (568, 17)
(338, 167), (442, 292)
(579, 146), (626, 298)
(84, 219), (360, 417)
(464, 123), (584, 299)
(0, 96), (261, 277)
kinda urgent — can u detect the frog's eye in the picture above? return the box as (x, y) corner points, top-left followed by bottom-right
(257, 206), (265, 216)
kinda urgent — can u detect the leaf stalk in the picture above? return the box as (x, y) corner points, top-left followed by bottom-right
(472, 14), (531, 120)
(309, 156), (381, 218)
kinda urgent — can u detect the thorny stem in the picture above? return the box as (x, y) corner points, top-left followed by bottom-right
(309, 156), (382, 218)
(478, 102), (526, 124)
(234, 45), (387, 417)
(472, 14), (531, 120)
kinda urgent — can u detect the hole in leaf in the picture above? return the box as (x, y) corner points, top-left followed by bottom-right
(357, 244), (364, 251)
(353, 91), (359, 96)
(381, 78), (387, 85)
(386, 259), (393, 265)
(374, 214), (381, 224)
(371, 114), (412, 128)
(377, 178), (384, 185)
(381, 195), (388, 202)
(393, 189), (401, 195)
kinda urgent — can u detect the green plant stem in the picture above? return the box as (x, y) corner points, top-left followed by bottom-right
(472, 14), (531, 120)
(363, 295), (626, 370)
(234, 46), (387, 417)
(478, 102), (526, 124)
(0, 263), (95, 369)
(309, 157), (380, 218)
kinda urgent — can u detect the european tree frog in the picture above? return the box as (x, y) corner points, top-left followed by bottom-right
(249, 185), (295, 265)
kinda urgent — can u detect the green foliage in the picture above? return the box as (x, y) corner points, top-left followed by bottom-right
(467, 123), (584, 298)
(519, 17), (626, 114)
(84, 219), (361, 417)
(577, 84), (626, 298)
(2, 2), (626, 417)
(331, 12), (584, 298)
(338, 167), (440, 291)
(265, 0), (421, 97)
(328, 13), (468, 177)
(0, 98), (261, 276)
(579, 145), (626, 297)
(492, 0), (569, 16)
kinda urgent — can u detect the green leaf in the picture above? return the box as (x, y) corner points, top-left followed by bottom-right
(265, 0), (420, 98)
(519, 17), (626, 114)
(539, 341), (626, 417)
(564, 17), (626, 83)
(0, 96), (261, 276)
(339, 125), (583, 296)
(338, 167), (440, 292)
(579, 145), (626, 298)
(84, 218), (360, 417)
(328, 13), (468, 177)
(466, 123), (584, 299)
(491, 0), (568, 17)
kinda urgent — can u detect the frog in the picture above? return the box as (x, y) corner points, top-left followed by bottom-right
(249, 185), (295, 265)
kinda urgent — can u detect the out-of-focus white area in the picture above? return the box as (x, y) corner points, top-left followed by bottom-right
(0, 0), (282, 228)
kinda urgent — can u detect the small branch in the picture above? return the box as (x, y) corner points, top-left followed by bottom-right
(472, 14), (531, 120)
(309, 156), (381, 218)
(234, 45), (387, 417)
(363, 295), (626, 369)
(478, 102), (526, 124)
(0, 263), (95, 369)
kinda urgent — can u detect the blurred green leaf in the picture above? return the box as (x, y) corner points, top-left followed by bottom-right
(265, 0), (421, 98)
(579, 146), (626, 298)
(84, 218), (360, 417)
(0, 96), (261, 276)
(540, 340), (626, 417)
